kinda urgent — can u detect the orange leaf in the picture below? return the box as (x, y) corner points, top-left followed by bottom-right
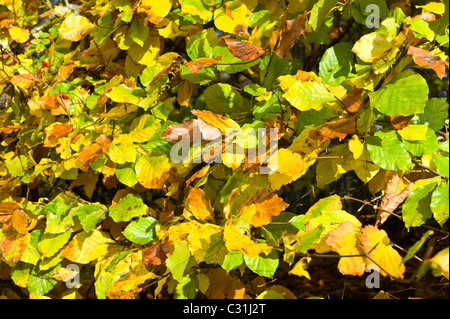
(248, 190), (288, 227)
(275, 11), (308, 58)
(176, 80), (194, 106)
(387, 114), (414, 130)
(183, 187), (215, 221)
(0, 231), (30, 263)
(38, 93), (68, 116)
(376, 172), (413, 226)
(185, 58), (220, 75)
(142, 238), (170, 266)
(325, 221), (366, 276)
(407, 46), (446, 80)
(309, 116), (357, 144)
(0, 202), (20, 223)
(361, 225), (405, 278)
(79, 134), (111, 166)
(222, 38), (265, 61)
(191, 109), (240, 132)
(342, 88), (364, 114)
(9, 73), (38, 91)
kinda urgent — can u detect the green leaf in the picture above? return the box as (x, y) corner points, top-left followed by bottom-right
(259, 54), (302, 88)
(402, 179), (438, 230)
(297, 225), (325, 253)
(37, 230), (72, 258)
(319, 42), (354, 86)
(221, 250), (244, 272)
(115, 163), (139, 187)
(91, 13), (115, 46)
(407, 18), (435, 42)
(401, 230), (433, 266)
(203, 83), (250, 115)
(123, 216), (159, 245)
(43, 196), (77, 234)
(108, 194), (148, 222)
(434, 153), (449, 177)
(431, 182), (449, 226)
(5, 155), (28, 177)
(175, 274), (199, 299)
(282, 80), (336, 111)
(27, 274), (57, 296)
(186, 28), (217, 59)
(309, 0), (338, 31)
(106, 84), (146, 105)
(95, 271), (115, 299)
(73, 203), (108, 233)
(166, 240), (195, 282)
(370, 71), (429, 116)
(401, 127), (438, 156)
(366, 129), (412, 171)
(411, 98), (448, 132)
(244, 250), (279, 278)
(128, 17), (149, 47)
(289, 214), (306, 231)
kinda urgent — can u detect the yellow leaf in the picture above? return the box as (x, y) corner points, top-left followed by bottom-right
(428, 249), (449, 279)
(214, 1), (257, 36)
(267, 148), (307, 190)
(62, 230), (114, 264)
(129, 28), (161, 66)
(108, 134), (136, 164)
(183, 187), (215, 222)
(223, 224), (272, 258)
(289, 257), (311, 280)
(398, 124), (428, 141)
(417, 1), (446, 14)
(191, 109), (240, 132)
(325, 221), (366, 276)
(59, 14), (95, 42)
(135, 150), (171, 189)
(361, 225), (405, 278)
(352, 32), (394, 63)
(8, 26), (30, 43)
(348, 135), (364, 159)
(138, 0), (172, 24)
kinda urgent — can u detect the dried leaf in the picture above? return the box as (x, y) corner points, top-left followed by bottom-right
(275, 11), (308, 58)
(222, 38), (265, 61)
(376, 172), (413, 226)
(309, 116), (357, 144)
(185, 57), (220, 75)
(204, 268), (245, 299)
(407, 46), (446, 80)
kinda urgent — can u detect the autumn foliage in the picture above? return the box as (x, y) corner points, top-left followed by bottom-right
(0, 0), (448, 299)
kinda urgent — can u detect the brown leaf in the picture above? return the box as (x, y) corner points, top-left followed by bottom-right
(0, 202), (20, 224)
(245, 190), (288, 227)
(142, 238), (171, 266)
(79, 134), (111, 166)
(275, 11), (308, 58)
(387, 114), (414, 130)
(342, 88), (364, 114)
(309, 116), (357, 144)
(222, 38), (265, 61)
(185, 58), (220, 75)
(376, 172), (413, 226)
(407, 46), (446, 80)
(204, 268), (246, 299)
(176, 80), (193, 106)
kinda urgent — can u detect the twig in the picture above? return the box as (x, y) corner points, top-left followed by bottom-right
(413, 161), (449, 180)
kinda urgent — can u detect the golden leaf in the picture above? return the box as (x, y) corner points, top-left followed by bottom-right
(325, 221), (366, 276)
(0, 231), (30, 263)
(59, 14), (95, 42)
(361, 225), (405, 278)
(183, 187), (215, 222)
(191, 109), (240, 132)
(62, 230), (114, 264)
(223, 224), (272, 258)
(8, 26), (30, 43)
(135, 150), (171, 189)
